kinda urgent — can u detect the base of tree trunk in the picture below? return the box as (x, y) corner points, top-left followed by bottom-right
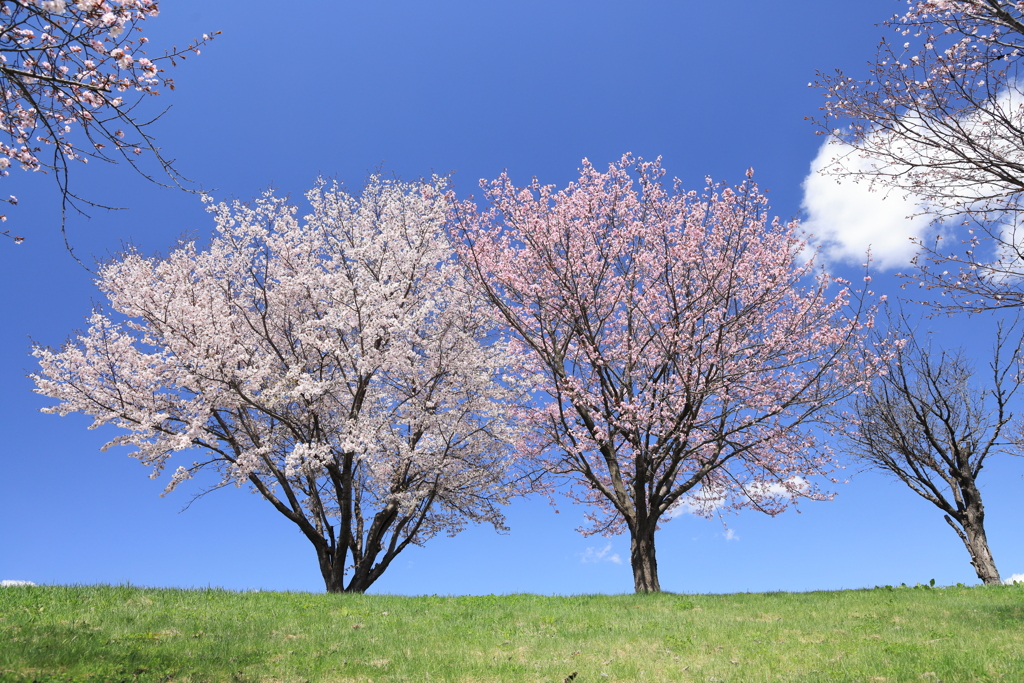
(630, 528), (661, 593)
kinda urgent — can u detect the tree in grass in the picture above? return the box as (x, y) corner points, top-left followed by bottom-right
(811, 0), (1024, 311)
(31, 176), (534, 593)
(845, 313), (1021, 585)
(0, 0), (217, 245)
(451, 154), (887, 593)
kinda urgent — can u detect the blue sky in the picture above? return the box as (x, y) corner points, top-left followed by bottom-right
(2, 0), (1022, 595)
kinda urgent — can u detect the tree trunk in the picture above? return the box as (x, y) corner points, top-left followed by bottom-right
(961, 480), (1001, 585)
(342, 570), (375, 594)
(317, 547), (351, 593)
(964, 520), (1001, 585)
(945, 486), (1001, 586)
(316, 537), (390, 593)
(629, 524), (661, 593)
(317, 549), (384, 593)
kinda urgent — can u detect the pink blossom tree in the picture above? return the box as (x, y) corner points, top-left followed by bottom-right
(0, 0), (217, 245)
(452, 155), (885, 592)
(31, 176), (534, 593)
(811, 1), (1024, 311)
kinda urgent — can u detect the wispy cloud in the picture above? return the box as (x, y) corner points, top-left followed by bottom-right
(668, 477), (810, 519)
(745, 476), (810, 499)
(723, 528), (739, 542)
(668, 485), (728, 518)
(578, 543), (622, 565)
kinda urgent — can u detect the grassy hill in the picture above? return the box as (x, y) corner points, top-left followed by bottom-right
(1, 583), (1022, 682)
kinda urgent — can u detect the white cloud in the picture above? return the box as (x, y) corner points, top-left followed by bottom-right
(801, 139), (934, 271)
(723, 528), (739, 542)
(668, 477), (810, 519)
(578, 542), (622, 565)
(801, 84), (1024, 273)
(1004, 573), (1024, 585)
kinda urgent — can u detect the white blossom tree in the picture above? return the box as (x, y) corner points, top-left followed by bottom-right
(31, 176), (535, 593)
(0, 0), (217, 245)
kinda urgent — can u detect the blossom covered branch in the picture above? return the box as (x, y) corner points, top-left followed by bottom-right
(0, 0), (218, 243)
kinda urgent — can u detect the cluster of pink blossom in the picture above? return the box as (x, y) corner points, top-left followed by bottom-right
(452, 155), (888, 591)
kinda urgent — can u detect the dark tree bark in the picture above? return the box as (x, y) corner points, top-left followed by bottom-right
(846, 313), (1020, 586)
(235, 452), (440, 594)
(629, 522), (661, 593)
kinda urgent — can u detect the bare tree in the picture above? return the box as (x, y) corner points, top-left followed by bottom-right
(846, 314), (1021, 585)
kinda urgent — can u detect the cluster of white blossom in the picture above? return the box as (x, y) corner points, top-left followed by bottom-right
(32, 176), (535, 592)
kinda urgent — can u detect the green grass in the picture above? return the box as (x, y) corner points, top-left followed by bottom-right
(1, 583), (1022, 682)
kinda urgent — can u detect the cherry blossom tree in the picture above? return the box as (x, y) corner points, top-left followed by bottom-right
(31, 176), (534, 593)
(845, 312), (1021, 586)
(0, 0), (217, 245)
(811, 1), (1024, 311)
(451, 155), (886, 593)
